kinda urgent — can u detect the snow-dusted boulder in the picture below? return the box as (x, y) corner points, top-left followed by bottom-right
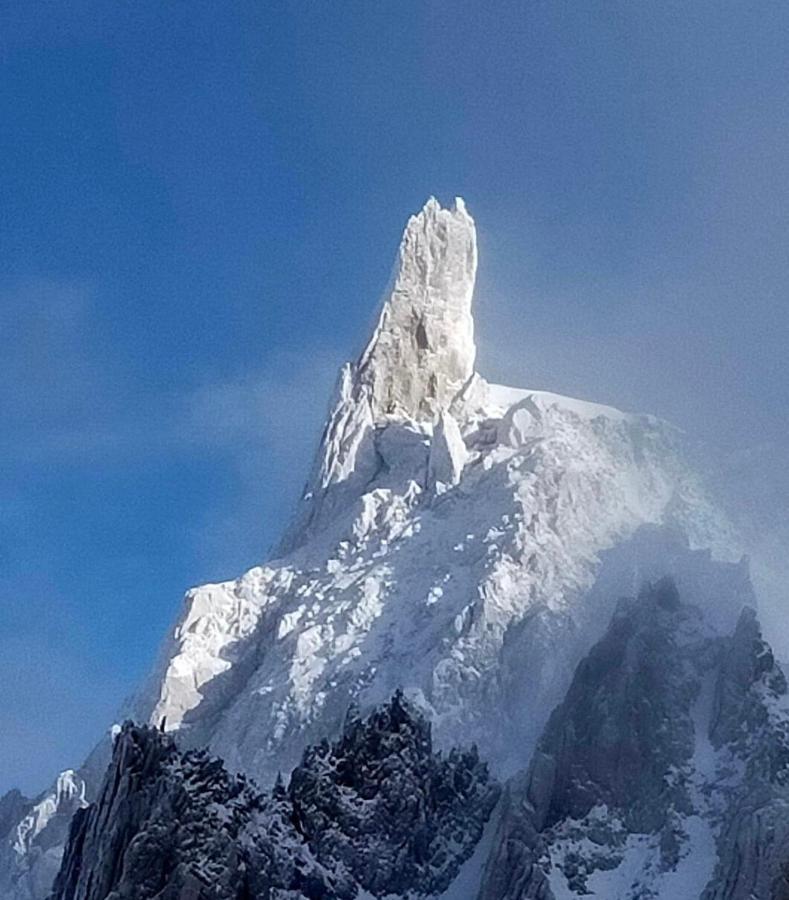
(428, 411), (467, 491)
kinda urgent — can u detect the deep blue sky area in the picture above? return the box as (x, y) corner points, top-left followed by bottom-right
(2, 1), (788, 795)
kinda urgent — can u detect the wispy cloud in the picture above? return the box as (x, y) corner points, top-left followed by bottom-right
(0, 277), (340, 513)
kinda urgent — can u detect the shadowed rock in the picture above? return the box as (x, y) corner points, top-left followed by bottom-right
(50, 693), (498, 900)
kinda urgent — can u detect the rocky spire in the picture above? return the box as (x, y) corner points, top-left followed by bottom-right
(279, 197), (477, 554)
(356, 196), (477, 422)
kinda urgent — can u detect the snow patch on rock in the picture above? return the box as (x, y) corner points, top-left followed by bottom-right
(13, 772), (86, 858)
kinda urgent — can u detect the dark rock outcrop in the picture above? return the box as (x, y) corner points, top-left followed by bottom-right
(480, 578), (789, 900)
(50, 692), (498, 900)
(290, 690), (498, 897)
(702, 609), (789, 900)
(51, 723), (326, 900)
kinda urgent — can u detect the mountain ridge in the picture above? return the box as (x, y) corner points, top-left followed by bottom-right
(480, 579), (789, 900)
(0, 197), (757, 900)
(50, 693), (498, 900)
(47, 575), (789, 899)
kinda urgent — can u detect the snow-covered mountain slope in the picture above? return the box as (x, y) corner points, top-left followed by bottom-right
(133, 198), (737, 787)
(480, 576), (789, 900)
(0, 197), (746, 900)
(51, 694), (498, 900)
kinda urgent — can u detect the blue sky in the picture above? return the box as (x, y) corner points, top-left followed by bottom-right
(2, 1), (788, 795)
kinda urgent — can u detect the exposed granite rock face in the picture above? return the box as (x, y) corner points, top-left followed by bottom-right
(280, 196), (477, 554)
(479, 578), (789, 900)
(357, 196), (477, 424)
(50, 693), (498, 900)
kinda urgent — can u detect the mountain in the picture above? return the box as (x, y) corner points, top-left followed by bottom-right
(50, 576), (789, 899)
(132, 197), (737, 785)
(0, 197), (764, 899)
(479, 578), (789, 900)
(0, 772), (89, 900)
(50, 693), (498, 900)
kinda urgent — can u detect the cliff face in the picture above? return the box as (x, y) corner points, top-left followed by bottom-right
(51, 693), (498, 900)
(479, 578), (789, 900)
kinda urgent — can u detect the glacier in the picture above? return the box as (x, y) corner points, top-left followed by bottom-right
(0, 196), (759, 900)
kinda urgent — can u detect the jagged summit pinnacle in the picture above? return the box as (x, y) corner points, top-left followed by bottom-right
(279, 197), (478, 552)
(356, 195), (477, 422)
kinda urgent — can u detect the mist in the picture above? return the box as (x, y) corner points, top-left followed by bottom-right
(472, 187), (789, 656)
